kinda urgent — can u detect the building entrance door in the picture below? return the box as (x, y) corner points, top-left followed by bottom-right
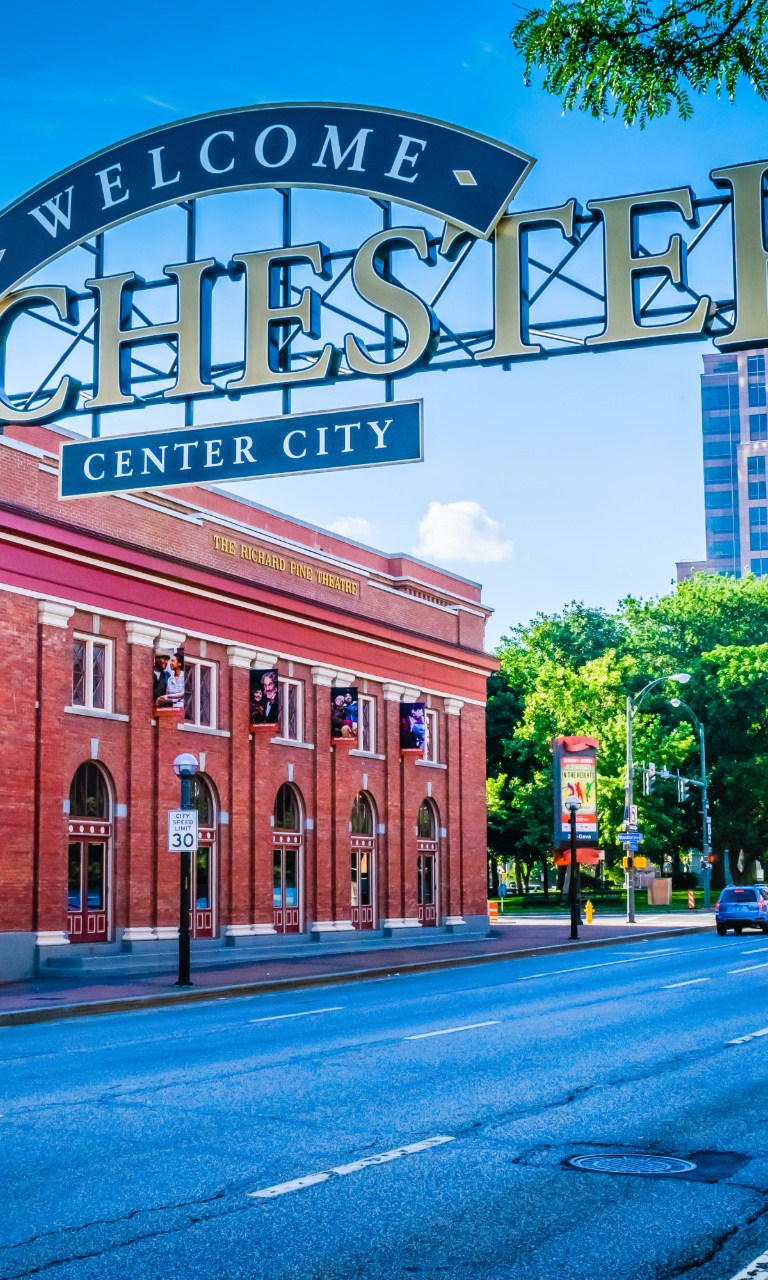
(417, 800), (439, 927)
(351, 836), (375, 929)
(191, 830), (215, 938)
(273, 833), (301, 933)
(417, 849), (437, 926)
(67, 827), (110, 942)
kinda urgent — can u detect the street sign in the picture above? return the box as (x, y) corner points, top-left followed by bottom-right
(618, 832), (643, 844)
(168, 809), (198, 853)
(629, 805), (638, 825)
(60, 401), (423, 499)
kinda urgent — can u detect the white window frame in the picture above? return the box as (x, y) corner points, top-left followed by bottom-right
(72, 634), (113, 713)
(278, 677), (304, 742)
(424, 709), (439, 763)
(357, 694), (376, 754)
(184, 657), (217, 728)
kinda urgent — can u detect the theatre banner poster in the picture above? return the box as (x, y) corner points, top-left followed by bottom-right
(153, 648), (186, 715)
(250, 669), (280, 727)
(400, 702), (426, 752)
(331, 689), (358, 741)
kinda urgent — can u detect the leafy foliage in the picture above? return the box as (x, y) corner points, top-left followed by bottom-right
(510, 0), (768, 126)
(487, 574), (768, 882)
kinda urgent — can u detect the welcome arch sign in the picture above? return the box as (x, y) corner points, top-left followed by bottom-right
(0, 102), (764, 496)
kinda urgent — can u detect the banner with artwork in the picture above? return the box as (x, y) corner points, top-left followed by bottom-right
(400, 702), (426, 751)
(331, 688), (358, 741)
(551, 735), (599, 848)
(250, 669), (280, 727)
(153, 647), (185, 715)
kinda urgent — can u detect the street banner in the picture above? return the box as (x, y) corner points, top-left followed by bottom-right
(552, 735), (599, 849)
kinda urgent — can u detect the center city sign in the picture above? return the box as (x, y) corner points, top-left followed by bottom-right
(0, 102), (767, 491)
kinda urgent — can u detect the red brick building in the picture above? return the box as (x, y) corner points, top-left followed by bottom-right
(0, 424), (493, 980)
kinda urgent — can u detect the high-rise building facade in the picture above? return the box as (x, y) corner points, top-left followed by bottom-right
(678, 348), (768, 580)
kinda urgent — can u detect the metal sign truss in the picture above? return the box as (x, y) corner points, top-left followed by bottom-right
(3, 184), (742, 440)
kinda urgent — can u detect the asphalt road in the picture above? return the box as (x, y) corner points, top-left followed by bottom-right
(3, 930), (768, 1280)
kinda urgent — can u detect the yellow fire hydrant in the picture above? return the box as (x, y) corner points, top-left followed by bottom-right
(585, 900), (594, 925)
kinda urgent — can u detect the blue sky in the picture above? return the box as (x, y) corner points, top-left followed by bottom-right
(4, 1), (768, 645)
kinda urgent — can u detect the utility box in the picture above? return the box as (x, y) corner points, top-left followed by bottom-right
(647, 877), (672, 906)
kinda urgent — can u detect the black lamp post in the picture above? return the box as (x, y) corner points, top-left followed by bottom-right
(173, 752), (199, 987)
(566, 795), (582, 941)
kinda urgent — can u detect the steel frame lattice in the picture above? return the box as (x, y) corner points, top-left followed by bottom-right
(2, 186), (743, 439)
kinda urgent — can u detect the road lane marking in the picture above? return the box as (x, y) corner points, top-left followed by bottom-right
(727, 1027), (768, 1045)
(519, 949), (678, 981)
(248, 1007), (342, 1024)
(728, 963), (768, 975)
(248, 1136), (455, 1199)
(405, 1021), (499, 1040)
(741, 947), (768, 954)
(662, 978), (711, 989)
(728, 1245), (768, 1278)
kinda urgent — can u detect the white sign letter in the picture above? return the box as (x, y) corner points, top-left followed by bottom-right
(28, 187), (75, 237)
(368, 418), (393, 449)
(385, 135), (427, 184)
(200, 131), (235, 174)
(283, 429), (307, 459)
(255, 125), (297, 169)
(149, 147), (181, 190)
(96, 164), (130, 210)
(312, 126), (372, 173)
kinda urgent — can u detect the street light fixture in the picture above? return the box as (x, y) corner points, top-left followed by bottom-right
(669, 698), (716, 904)
(625, 673), (690, 923)
(173, 752), (199, 987)
(565, 794), (582, 941)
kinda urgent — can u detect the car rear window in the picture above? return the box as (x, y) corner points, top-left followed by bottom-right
(721, 888), (758, 902)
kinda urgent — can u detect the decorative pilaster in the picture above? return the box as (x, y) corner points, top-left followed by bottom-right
(125, 620), (158, 932)
(35, 601), (75, 940)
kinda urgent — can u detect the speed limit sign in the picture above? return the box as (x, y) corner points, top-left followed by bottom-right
(168, 809), (198, 853)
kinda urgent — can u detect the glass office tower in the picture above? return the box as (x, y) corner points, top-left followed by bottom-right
(679, 349), (768, 580)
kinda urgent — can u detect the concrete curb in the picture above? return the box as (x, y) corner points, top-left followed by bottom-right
(0, 922), (712, 1027)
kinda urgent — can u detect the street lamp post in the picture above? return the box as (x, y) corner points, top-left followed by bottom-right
(625, 672), (690, 923)
(565, 795), (582, 941)
(670, 698), (713, 907)
(173, 752), (199, 987)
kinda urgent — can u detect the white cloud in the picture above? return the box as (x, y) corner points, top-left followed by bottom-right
(412, 501), (513, 564)
(327, 516), (375, 542)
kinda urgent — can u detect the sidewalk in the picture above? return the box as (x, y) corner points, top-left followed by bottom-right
(0, 911), (715, 1025)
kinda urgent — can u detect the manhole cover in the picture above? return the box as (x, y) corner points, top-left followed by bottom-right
(567, 1154), (697, 1176)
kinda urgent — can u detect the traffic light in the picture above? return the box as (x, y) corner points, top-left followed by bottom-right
(647, 762), (656, 794)
(677, 776), (689, 802)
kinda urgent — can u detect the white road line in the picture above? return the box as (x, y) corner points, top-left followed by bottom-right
(741, 947), (768, 954)
(728, 1245), (768, 1278)
(662, 978), (711, 989)
(728, 962), (768, 975)
(405, 1021), (499, 1040)
(519, 948), (678, 981)
(248, 1007), (342, 1024)
(727, 1027), (768, 1046)
(248, 1136), (455, 1199)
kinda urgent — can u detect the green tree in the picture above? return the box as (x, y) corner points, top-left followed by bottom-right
(510, 0), (768, 126)
(487, 574), (768, 888)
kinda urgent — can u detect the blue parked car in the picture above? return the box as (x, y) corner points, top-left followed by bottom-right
(715, 885), (768, 935)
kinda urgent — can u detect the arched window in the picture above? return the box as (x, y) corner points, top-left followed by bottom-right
(69, 762), (110, 819)
(189, 775), (214, 825)
(274, 783), (301, 832)
(417, 800), (436, 840)
(350, 792), (374, 835)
